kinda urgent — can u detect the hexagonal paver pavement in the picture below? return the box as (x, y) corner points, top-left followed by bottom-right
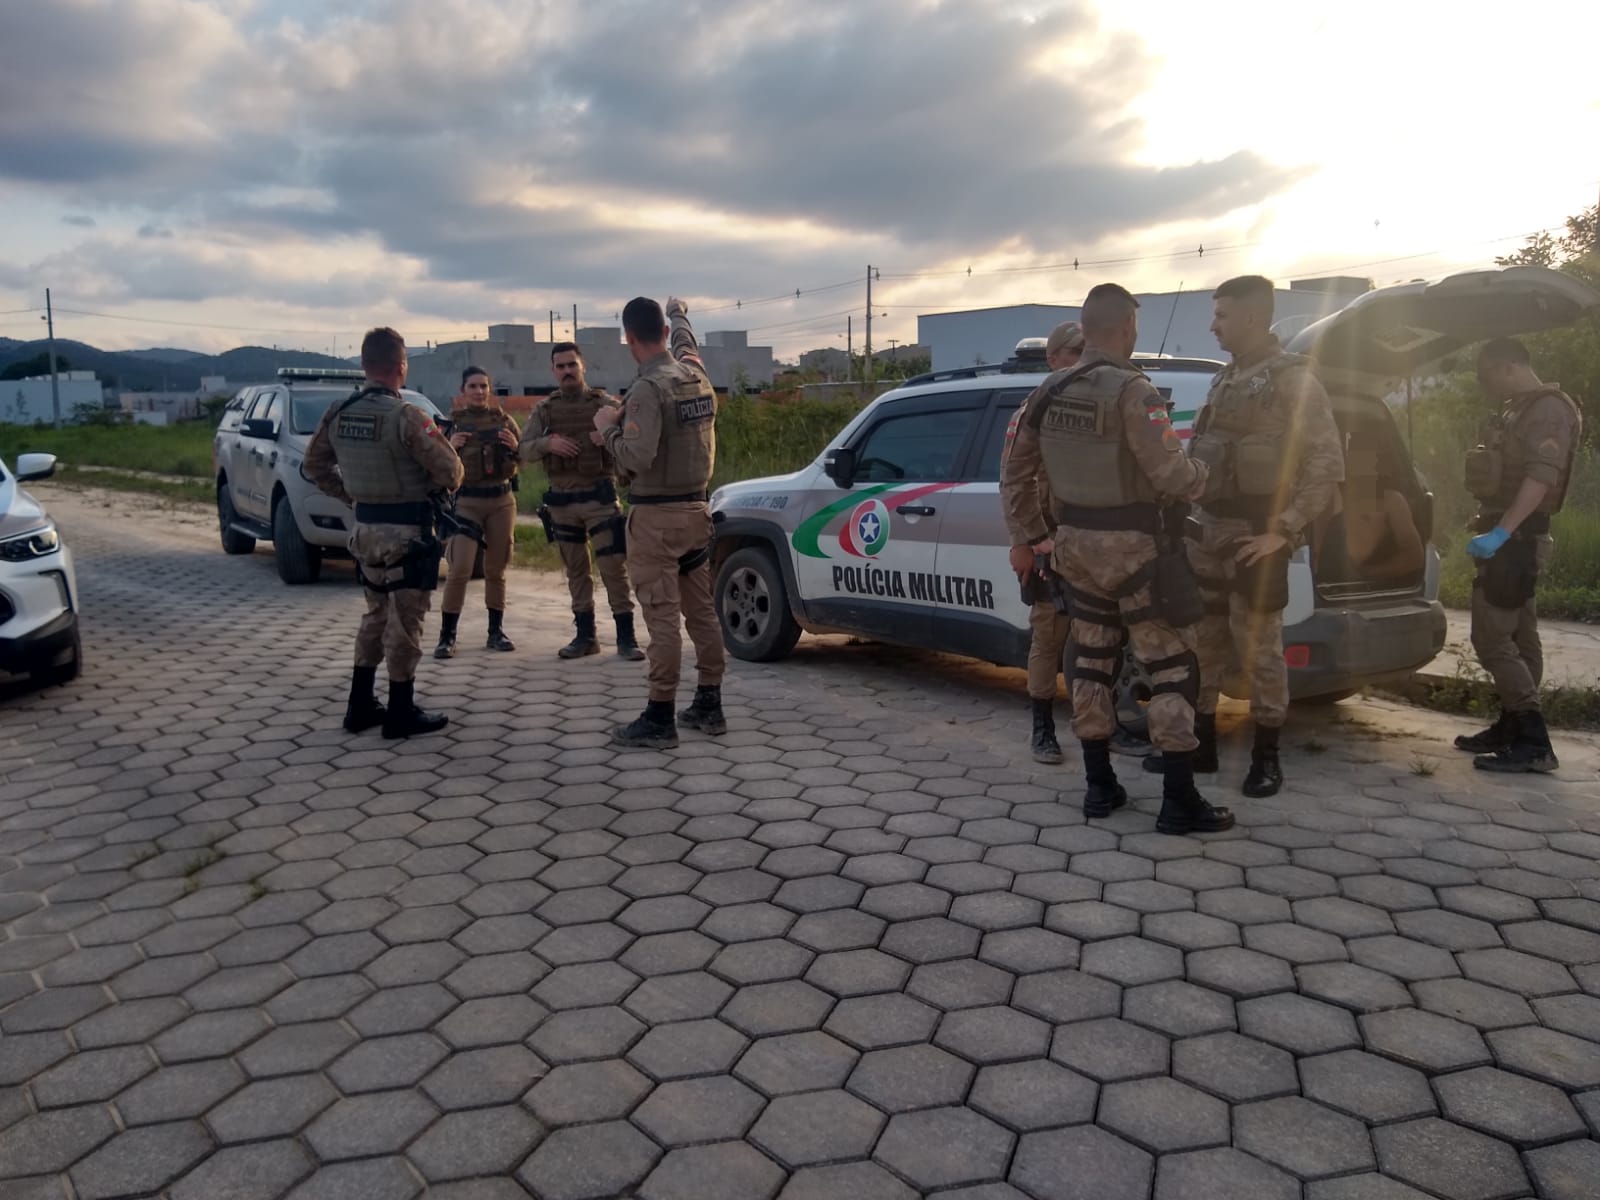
(6, 493), (1600, 1200)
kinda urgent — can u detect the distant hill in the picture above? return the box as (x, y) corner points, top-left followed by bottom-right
(122, 347), (206, 364)
(0, 339), (351, 392)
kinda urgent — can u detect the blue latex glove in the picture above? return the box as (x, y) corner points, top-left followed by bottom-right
(1467, 526), (1511, 559)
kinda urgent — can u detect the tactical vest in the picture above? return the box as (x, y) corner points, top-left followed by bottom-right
(1189, 348), (1309, 511)
(629, 359), (716, 498)
(1465, 387), (1582, 514)
(540, 389), (614, 482)
(328, 387), (432, 505)
(1031, 362), (1151, 509)
(449, 403), (517, 487)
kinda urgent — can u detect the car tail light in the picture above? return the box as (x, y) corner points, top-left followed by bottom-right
(1284, 645), (1312, 669)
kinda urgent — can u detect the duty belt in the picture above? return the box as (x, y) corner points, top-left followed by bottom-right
(630, 490), (708, 505)
(1054, 501), (1162, 535)
(353, 500), (432, 526)
(543, 479), (617, 507)
(458, 482), (512, 498)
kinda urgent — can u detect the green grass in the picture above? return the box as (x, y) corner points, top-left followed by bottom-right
(1, 421), (216, 478)
(49, 464), (214, 503)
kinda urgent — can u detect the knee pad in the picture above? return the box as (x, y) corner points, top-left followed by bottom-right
(1069, 638), (1124, 689)
(1141, 649), (1199, 707)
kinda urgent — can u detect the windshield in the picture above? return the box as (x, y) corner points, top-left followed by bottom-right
(291, 387), (442, 435)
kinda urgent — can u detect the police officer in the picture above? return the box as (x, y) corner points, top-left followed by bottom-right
(1003, 321), (1085, 763)
(1454, 336), (1580, 773)
(434, 367), (520, 658)
(519, 343), (644, 661)
(1146, 275), (1342, 797)
(1003, 284), (1232, 834)
(594, 296), (726, 748)
(304, 327), (464, 739)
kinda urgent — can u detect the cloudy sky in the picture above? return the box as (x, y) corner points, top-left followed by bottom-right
(2, 0), (1596, 360)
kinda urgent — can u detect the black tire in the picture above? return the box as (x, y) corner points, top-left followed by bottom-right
(273, 497), (322, 585)
(716, 546), (801, 663)
(217, 483), (256, 555)
(33, 625), (82, 689)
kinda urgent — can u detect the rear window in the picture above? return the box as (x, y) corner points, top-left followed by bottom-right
(290, 387), (441, 434)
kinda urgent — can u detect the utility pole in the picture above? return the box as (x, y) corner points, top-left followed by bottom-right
(846, 315), (852, 371)
(573, 304), (578, 342)
(549, 311), (556, 343)
(864, 265), (873, 391)
(887, 338), (899, 359)
(44, 288), (61, 428)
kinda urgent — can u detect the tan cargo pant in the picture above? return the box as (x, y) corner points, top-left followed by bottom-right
(552, 499), (634, 616)
(1470, 534), (1551, 712)
(350, 522), (431, 682)
(1027, 600), (1071, 699)
(627, 503), (726, 701)
(1053, 526), (1198, 752)
(1189, 515), (1288, 728)
(441, 490), (516, 613)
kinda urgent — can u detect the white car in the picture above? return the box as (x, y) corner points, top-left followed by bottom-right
(0, 452), (81, 687)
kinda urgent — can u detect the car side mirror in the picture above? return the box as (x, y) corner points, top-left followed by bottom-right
(241, 418), (276, 439)
(15, 452), (57, 482)
(823, 447), (857, 489)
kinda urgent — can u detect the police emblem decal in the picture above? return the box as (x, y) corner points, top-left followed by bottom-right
(839, 498), (891, 558)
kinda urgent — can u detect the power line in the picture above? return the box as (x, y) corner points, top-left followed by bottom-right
(698, 278), (860, 315)
(30, 220), (1575, 352)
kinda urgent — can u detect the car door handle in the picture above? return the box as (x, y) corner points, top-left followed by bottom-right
(896, 504), (936, 516)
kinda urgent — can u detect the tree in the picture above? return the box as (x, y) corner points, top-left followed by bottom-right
(1490, 203), (1600, 443)
(1496, 204), (1598, 281)
(1, 352), (71, 381)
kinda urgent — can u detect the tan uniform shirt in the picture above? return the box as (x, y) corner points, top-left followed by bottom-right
(1001, 350), (1205, 545)
(1504, 386), (1581, 510)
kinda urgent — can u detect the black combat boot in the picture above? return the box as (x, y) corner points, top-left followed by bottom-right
(559, 611), (600, 659)
(614, 612), (646, 662)
(1455, 709), (1513, 754)
(486, 609), (515, 652)
(680, 685), (727, 736)
(342, 665), (386, 733)
(1156, 752), (1235, 834)
(1143, 713), (1218, 775)
(1030, 699), (1064, 765)
(432, 611), (459, 659)
(1474, 710), (1559, 774)
(613, 700), (678, 749)
(382, 679), (449, 740)
(1241, 723), (1283, 798)
(1080, 738), (1128, 819)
